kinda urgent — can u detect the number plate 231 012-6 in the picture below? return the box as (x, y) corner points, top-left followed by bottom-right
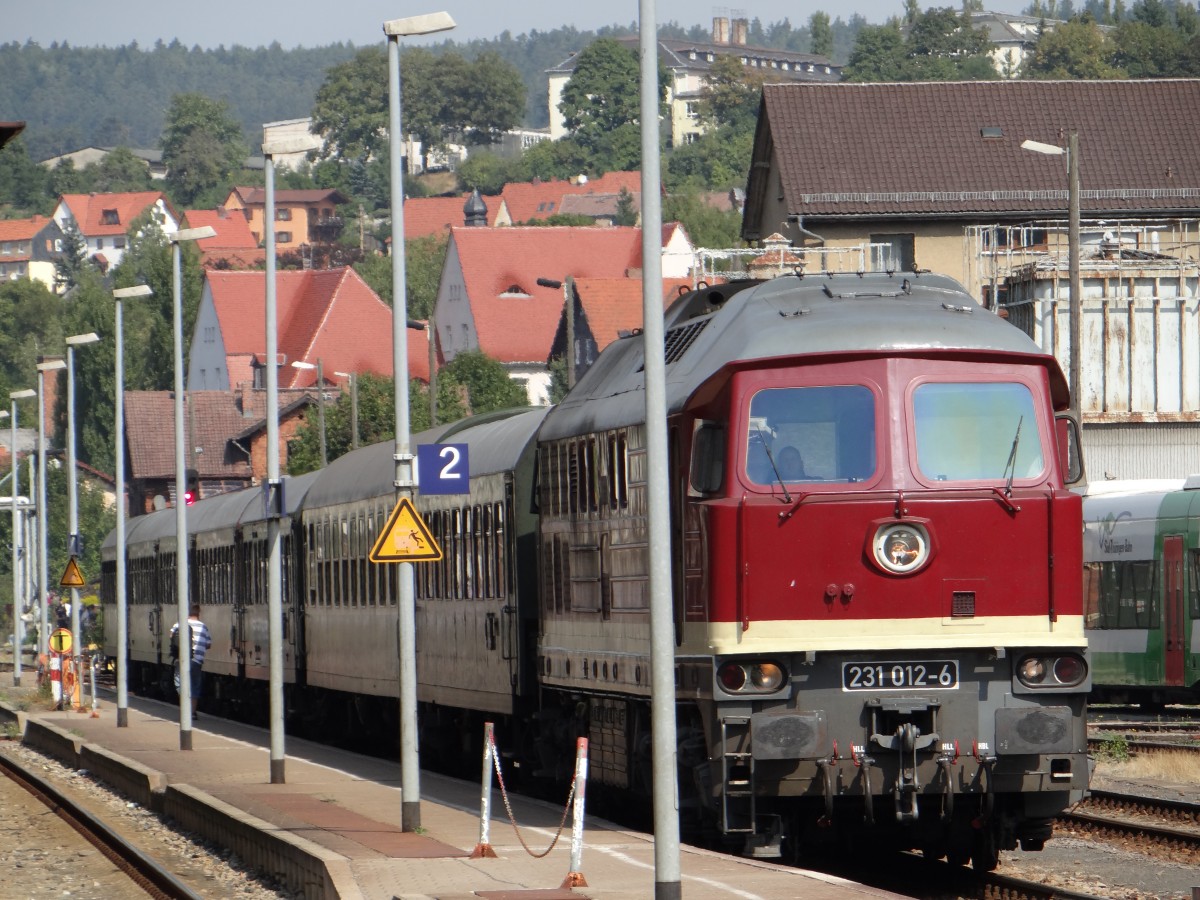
(842, 660), (958, 691)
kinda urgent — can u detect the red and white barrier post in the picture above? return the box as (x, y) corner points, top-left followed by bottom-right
(561, 736), (589, 888)
(471, 721), (498, 858)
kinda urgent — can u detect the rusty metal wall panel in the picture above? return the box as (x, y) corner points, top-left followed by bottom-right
(1009, 269), (1200, 421)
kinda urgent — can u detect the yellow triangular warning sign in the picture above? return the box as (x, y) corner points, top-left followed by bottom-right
(370, 497), (442, 563)
(60, 556), (86, 589)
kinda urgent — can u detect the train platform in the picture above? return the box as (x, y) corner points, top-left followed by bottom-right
(0, 687), (901, 900)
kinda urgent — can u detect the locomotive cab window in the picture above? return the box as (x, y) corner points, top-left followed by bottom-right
(744, 385), (876, 485)
(913, 382), (1044, 483)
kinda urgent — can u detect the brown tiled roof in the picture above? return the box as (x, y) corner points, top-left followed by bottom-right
(754, 80), (1200, 220)
(124, 391), (254, 480)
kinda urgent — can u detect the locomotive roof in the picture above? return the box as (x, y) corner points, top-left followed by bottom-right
(302, 406), (549, 509)
(540, 271), (1067, 440)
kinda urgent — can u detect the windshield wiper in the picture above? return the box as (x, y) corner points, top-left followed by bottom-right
(755, 426), (793, 504)
(1002, 416), (1023, 497)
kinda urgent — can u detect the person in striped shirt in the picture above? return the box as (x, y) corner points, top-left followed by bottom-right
(170, 604), (213, 717)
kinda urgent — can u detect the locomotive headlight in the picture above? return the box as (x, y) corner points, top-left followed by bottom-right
(871, 523), (930, 575)
(750, 662), (785, 691)
(1016, 653), (1088, 689)
(1018, 656), (1047, 684)
(717, 660), (788, 694)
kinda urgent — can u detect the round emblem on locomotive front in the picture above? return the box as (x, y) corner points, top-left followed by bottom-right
(872, 523), (930, 574)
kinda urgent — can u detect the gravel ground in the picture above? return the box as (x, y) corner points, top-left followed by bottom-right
(0, 740), (297, 899)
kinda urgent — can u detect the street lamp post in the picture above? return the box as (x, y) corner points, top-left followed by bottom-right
(34, 357), (65, 661)
(113, 284), (153, 726)
(66, 331), (101, 698)
(385, 8), (456, 833)
(334, 371), (359, 449)
(291, 360), (327, 467)
(263, 133), (319, 783)
(1021, 134), (1082, 423)
(167, 225), (216, 750)
(10, 389), (35, 685)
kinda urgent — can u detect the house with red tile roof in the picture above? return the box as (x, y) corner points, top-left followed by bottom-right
(187, 266), (428, 394)
(53, 191), (180, 270)
(0, 215), (65, 290)
(221, 186), (348, 254)
(494, 172), (643, 225)
(548, 276), (697, 382)
(434, 225), (693, 405)
(403, 192), (500, 240)
(183, 208), (265, 269)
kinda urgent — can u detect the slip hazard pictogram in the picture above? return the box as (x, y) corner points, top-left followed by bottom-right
(369, 497), (442, 563)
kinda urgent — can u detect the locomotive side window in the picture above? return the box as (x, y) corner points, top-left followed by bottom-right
(1084, 559), (1159, 629)
(913, 382), (1044, 482)
(745, 385), (875, 484)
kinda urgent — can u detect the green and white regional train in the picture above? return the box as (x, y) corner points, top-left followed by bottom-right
(1081, 476), (1200, 705)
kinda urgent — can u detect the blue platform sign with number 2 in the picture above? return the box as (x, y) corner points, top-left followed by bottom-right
(417, 443), (469, 495)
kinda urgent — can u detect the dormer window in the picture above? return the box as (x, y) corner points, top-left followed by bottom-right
(499, 283), (532, 298)
(100, 209), (120, 225)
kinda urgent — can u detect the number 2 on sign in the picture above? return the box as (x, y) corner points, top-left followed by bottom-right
(438, 446), (462, 481)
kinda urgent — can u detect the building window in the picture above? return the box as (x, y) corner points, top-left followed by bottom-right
(100, 209), (120, 225)
(277, 231), (292, 243)
(276, 208), (292, 221)
(95, 238), (105, 250)
(114, 236), (126, 249)
(1, 242), (10, 255)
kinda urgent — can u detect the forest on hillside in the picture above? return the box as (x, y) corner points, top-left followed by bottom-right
(0, 17), (867, 161)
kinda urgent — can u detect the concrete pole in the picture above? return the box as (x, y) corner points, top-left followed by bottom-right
(316, 358), (327, 467)
(65, 334), (100, 697)
(264, 149), (286, 783)
(171, 239), (192, 750)
(34, 360), (63, 660)
(9, 400), (20, 684)
(113, 285), (152, 727)
(638, 7), (683, 897)
(1068, 131), (1082, 424)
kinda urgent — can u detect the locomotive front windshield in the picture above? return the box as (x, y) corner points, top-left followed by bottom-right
(913, 382), (1044, 482)
(745, 385), (876, 484)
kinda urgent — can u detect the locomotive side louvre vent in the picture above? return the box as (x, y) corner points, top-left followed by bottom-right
(951, 591), (976, 618)
(664, 319), (710, 364)
(636, 318), (712, 372)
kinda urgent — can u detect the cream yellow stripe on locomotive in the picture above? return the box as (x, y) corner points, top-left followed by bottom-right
(681, 616), (1087, 656)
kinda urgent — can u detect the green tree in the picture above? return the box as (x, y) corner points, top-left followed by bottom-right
(663, 189), (744, 251)
(614, 187), (638, 226)
(696, 55), (768, 134)
(809, 12), (835, 57)
(311, 48), (390, 164)
(1113, 20), (1187, 75)
(904, 8), (997, 80)
(1022, 18), (1125, 77)
(161, 93), (249, 206)
(557, 38), (664, 172)
(0, 138), (51, 215)
(86, 147), (155, 193)
(55, 219), (92, 291)
(665, 127), (755, 192)
(844, 25), (908, 81)
(442, 350), (529, 415)
(457, 150), (516, 195)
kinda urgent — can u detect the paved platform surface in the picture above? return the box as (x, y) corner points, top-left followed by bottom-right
(15, 689), (901, 900)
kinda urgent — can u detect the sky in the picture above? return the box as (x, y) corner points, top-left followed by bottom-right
(9, 1), (1033, 49)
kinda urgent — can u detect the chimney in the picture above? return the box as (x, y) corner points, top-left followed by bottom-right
(732, 18), (748, 46)
(713, 16), (730, 44)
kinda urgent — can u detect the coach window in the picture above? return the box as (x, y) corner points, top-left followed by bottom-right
(746, 385), (876, 485)
(913, 382), (1043, 483)
(1088, 560), (1159, 629)
(1189, 550), (1200, 619)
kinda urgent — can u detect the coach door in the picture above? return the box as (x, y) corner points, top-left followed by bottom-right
(1163, 535), (1185, 686)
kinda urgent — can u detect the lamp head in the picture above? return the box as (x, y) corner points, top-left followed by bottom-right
(168, 225), (218, 243)
(383, 11), (456, 36)
(114, 284), (153, 299)
(1021, 139), (1065, 157)
(10, 389), (36, 400)
(66, 332), (101, 347)
(36, 358), (67, 373)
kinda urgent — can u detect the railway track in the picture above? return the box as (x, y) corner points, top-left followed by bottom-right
(1057, 789), (1200, 865)
(0, 747), (202, 900)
